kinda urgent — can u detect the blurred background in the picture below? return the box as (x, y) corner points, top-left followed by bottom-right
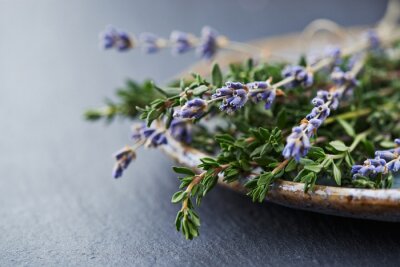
(2, 0), (400, 266)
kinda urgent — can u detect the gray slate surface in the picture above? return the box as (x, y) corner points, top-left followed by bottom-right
(1, 0), (400, 266)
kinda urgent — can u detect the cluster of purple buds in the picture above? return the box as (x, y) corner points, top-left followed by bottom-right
(330, 67), (358, 89)
(170, 31), (195, 55)
(169, 119), (192, 144)
(311, 90), (340, 114)
(247, 80), (276, 109)
(112, 146), (136, 178)
(174, 98), (208, 119)
(281, 65), (314, 89)
(139, 32), (165, 54)
(282, 126), (311, 162)
(132, 124), (167, 147)
(101, 26), (132, 52)
(352, 139), (400, 179)
(196, 26), (220, 59)
(212, 82), (248, 114)
(282, 116), (324, 162)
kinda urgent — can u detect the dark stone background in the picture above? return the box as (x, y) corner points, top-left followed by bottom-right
(1, 0), (399, 266)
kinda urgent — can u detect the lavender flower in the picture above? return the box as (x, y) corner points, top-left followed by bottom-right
(139, 32), (164, 54)
(132, 124), (167, 147)
(282, 126), (311, 162)
(174, 98), (208, 119)
(281, 65), (313, 88)
(352, 138), (400, 179)
(101, 26), (132, 51)
(169, 119), (192, 143)
(196, 26), (219, 59)
(149, 132), (168, 147)
(170, 31), (194, 54)
(330, 67), (358, 90)
(132, 124), (156, 140)
(247, 81), (276, 109)
(212, 82), (248, 114)
(112, 146), (136, 178)
(351, 158), (386, 178)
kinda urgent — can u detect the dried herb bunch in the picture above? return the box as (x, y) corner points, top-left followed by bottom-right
(86, 27), (400, 239)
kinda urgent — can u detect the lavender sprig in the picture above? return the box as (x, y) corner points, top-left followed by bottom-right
(113, 120), (193, 178)
(352, 138), (400, 179)
(282, 58), (364, 161)
(99, 25), (262, 59)
(112, 124), (168, 178)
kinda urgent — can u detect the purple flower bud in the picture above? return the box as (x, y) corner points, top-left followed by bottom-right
(311, 97), (325, 107)
(225, 81), (245, 89)
(174, 98), (207, 119)
(305, 118), (322, 137)
(219, 90), (248, 114)
(150, 132), (168, 146)
(101, 26), (132, 52)
(169, 119), (192, 144)
(196, 26), (219, 59)
(132, 124), (156, 140)
(351, 165), (363, 174)
(213, 87), (234, 98)
(330, 67), (358, 91)
(352, 137), (400, 179)
(247, 81), (276, 110)
(388, 160), (400, 172)
(375, 150), (396, 161)
(170, 31), (194, 54)
(247, 81), (270, 89)
(282, 126), (310, 161)
(112, 147), (136, 178)
(282, 65), (313, 88)
(139, 32), (162, 54)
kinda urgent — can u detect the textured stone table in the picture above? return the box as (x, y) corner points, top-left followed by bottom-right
(1, 0), (400, 266)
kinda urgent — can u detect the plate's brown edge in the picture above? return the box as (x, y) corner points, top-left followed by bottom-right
(160, 130), (400, 222)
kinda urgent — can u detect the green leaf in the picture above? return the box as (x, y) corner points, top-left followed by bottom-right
(175, 211), (183, 231)
(285, 159), (297, 172)
(211, 63), (223, 87)
(329, 140), (349, 152)
(303, 164), (323, 173)
(380, 140), (395, 148)
(146, 108), (162, 126)
(276, 109), (287, 129)
(337, 118), (355, 137)
(172, 166), (196, 176)
(299, 158), (315, 165)
(307, 146), (326, 159)
(192, 85), (209, 96)
(171, 191), (187, 203)
(332, 163), (342, 186)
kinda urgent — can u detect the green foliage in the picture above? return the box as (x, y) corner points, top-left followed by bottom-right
(84, 80), (161, 122)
